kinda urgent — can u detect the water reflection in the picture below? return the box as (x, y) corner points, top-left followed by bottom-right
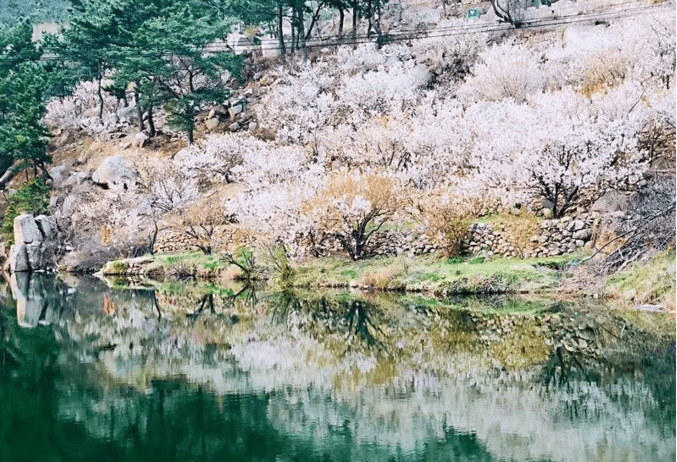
(0, 275), (674, 462)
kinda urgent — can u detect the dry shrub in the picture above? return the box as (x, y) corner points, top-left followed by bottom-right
(100, 225), (113, 245)
(416, 192), (479, 258)
(580, 48), (631, 97)
(466, 44), (541, 103)
(305, 171), (405, 259)
(168, 196), (234, 255)
(361, 265), (403, 289)
(492, 209), (542, 257)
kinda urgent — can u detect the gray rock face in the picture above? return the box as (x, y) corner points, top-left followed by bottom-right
(10, 214), (58, 273)
(26, 244), (44, 271)
(35, 215), (57, 241)
(92, 155), (137, 189)
(14, 214), (43, 244)
(573, 229), (592, 241)
(10, 244), (30, 272)
(591, 191), (630, 214)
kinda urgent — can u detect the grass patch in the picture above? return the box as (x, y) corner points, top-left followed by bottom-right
(342, 269), (358, 279)
(604, 250), (676, 310)
(290, 253), (575, 294)
(419, 272), (443, 282)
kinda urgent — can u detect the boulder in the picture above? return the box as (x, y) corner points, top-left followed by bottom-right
(9, 244), (30, 272)
(591, 191), (630, 214)
(573, 228), (592, 241)
(63, 171), (91, 187)
(14, 214), (43, 244)
(26, 244), (43, 272)
(35, 215), (57, 241)
(205, 117), (220, 130)
(92, 155), (137, 189)
(50, 165), (68, 188)
(229, 104), (243, 118)
(133, 132), (149, 148)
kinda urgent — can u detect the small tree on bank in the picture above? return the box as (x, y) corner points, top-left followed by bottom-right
(305, 171), (403, 260)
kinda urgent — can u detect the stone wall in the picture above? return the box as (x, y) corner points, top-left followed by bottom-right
(152, 215), (595, 259)
(465, 215), (595, 259)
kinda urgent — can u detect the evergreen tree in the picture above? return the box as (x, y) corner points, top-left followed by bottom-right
(0, 18), (51, 179)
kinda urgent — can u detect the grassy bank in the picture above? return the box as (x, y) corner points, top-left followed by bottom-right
(602, 251), (676, 312)
(103, 249), (586, 296)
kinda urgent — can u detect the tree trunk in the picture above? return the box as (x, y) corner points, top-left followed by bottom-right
(338, 8), (345, 36)
(134, 88), (145, 131)
(147, 106), (156, 137)
(305, 1), (326, 40)
(97, 71), (104, 121)
(298, 7), (308, 60)
(352, 1), (358, 42)
(277, 3), (286, 58)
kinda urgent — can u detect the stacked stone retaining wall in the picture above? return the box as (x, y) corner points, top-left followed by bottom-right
(154, 214), (596, 259)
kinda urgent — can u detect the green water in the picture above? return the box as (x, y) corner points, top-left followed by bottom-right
(0, 274), (674, 462)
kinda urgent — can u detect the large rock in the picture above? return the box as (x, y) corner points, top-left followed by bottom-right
(9, 244), (30, 272)
(35, 215), (57, 241)
(205, 117), (220, 130)
(26, 244), (44, 271)
(591, 191), (630, 214)
(92, 155), (137, 189)
(49, 165), (68, 188)
(14, 214), (43, 244)
(133, 132), (149, 148)
(229, 104), (243, 118)
(573, 229), (592, 241)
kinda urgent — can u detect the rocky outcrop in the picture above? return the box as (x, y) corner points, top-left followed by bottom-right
(92, 155), (138, 189)
(9, 214), (58, 273)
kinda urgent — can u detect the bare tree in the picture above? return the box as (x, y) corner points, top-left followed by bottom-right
(489, 0), (524, 27)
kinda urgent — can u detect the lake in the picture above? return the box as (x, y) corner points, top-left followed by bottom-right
(0, 273), (674, 461)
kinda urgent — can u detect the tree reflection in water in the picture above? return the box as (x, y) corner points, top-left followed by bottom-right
(345, 300), (384, 350)
(0, 276), (674, 462)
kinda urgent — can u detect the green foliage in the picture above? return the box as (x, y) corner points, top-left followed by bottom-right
(342, 269), (358, 279)
(111, 260), (130, 274)
(420, 272), (443, 282)
(2, 178), (50, 245)
(56, 0), (243, 142)
(0, 0), (69, 24)
(445, 256), (465, 265)
(223, 246), (258, 280)
(0, 19), (52, 176)
(267, 246), (295, 288)
(468, 257), (485, 264)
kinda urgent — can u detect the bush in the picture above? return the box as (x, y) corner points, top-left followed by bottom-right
(416, 192), (479, 258)
(1, 178), (50, 245)
(305, 171), (404, 260)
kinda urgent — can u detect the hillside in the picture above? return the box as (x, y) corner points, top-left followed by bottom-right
(0, 0), (674, 308)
